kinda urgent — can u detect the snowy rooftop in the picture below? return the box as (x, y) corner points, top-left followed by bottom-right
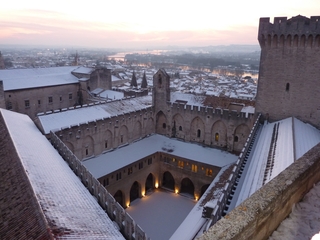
(170, 92), (206, 106)
(72, 66), (94, 75)
(0, 108), (124, 239)
(234, 117), (320, 208)
(83, 134), (238, 179)
(0, 66), (79, 91)
(37, 95), (152, 134)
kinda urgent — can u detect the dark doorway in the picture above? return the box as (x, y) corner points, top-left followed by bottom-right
(162, 171), (175, 191)
(180, 178), (195, 197)
(114, 190), (124, 208)
(145, 173), (154, 194)
(130, 181), (140, 202)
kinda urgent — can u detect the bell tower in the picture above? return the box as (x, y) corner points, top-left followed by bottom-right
(152, 69), (170, 112)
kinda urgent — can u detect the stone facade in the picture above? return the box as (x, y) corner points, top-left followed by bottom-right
(1, 66), (112, 119)
(256, 15), (320, 128)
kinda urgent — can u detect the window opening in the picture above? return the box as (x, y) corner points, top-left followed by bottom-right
(197, 129), (201, 138)
(215, 133), (219, 142)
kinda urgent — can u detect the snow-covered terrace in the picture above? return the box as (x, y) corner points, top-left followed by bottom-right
(0, 108), (124, 239)
(83, 134), (238, 179)
(0, 66), (79, 91)
(36, 95), (152, 134)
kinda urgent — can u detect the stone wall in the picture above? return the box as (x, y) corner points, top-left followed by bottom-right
(198, 143), (320, 240)
(256, 15), (320, 128)
(50, 130), (149, 240)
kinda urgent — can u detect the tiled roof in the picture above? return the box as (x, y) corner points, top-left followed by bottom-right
(0, 109), (125, 239)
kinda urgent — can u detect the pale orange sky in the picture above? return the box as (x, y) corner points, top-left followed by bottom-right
(1, 0), (319, 49)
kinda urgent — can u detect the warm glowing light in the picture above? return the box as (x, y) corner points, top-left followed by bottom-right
(155, 183), (159, 188)
(175, 189), (179, 194)
(195, 196), (199, 201)
(126, 202), (130, 208)
(142, 191), (145, 197)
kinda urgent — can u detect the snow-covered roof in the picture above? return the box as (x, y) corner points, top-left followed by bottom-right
(99, 90), (124, 100)
(0, 66), (80, 91)
(37, 95), (152, 134)
(83, 134), (238, 179)
(170, 92), (206, 106)
(234, 117), (320, 207)
(72, 66), (94, 75)
(0, 108), (124, 239)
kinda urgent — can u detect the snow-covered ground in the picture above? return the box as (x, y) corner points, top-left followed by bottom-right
(126, 189), (195, 240)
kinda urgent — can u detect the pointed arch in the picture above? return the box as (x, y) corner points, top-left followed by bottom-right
(145, 173), (155, 194)
(103, 130), (113, 151)
(190, 117), (205, 143)
(114, 190), (125, 208)
(180, 178), (195, 198)
(82, 135), (94, 159)
(162, 171), (175, 191)
(211, 120), (227, 148)
(130, 181), (141, 203)
(233, 124), (250, 153)
(172, 113), (185, 139)
(156, 111), (168, 135)
(119, 125), (128, 144)
(132, 121), (142, 141)
(64, 141), (74, 153)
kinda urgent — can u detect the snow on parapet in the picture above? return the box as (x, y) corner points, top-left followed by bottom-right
(170, 101), (255, 119)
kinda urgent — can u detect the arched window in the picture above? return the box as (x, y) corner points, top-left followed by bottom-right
(215, 133), (219, 142)
(197, 129), (201, 138)
(179, 126), (182, 131)
(286, 83), (290, 91)
(234, 136), (239, 142)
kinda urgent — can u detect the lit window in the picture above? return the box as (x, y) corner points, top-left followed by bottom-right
(25, 100), (30, 108)
(206, 168), (213, 177)
(178, 160), (184, 169)
(192, 164), (198, 173)
(215, 133), (219, 142)
(172, 158), (176, 162)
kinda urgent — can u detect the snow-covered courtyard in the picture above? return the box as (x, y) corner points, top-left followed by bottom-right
(126, 189), (196, 240)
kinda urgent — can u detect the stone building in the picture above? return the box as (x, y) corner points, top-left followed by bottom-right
(256, 15), (320, 128)
(0, 66), (111, 119)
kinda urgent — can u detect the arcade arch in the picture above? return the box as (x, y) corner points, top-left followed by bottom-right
(130, 181), (141, 203)
(180, 178), (195, 198)
(145, 173), (155, 195)
(114, 190), (125, 208)
(162, 171), (175, 191)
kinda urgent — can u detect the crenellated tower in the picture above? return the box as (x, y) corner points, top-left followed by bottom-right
(255, 15), (320, 128)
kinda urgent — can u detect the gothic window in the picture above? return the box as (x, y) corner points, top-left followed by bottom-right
(286, 83), (290, 91)
(197, 129), (201, 138)
(215, 133), (219, 142)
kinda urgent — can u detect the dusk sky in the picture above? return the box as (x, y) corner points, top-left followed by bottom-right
(1, 0), (319, 49)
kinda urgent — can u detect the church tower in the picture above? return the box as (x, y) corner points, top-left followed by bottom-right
(255, 15), (320, 128)
(152, 68), (170, 112)
(0, 51), (5, 69)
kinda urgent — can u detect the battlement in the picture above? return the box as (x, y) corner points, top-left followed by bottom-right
(170, 102), (255, 120)
(258, 15), (320, 48)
